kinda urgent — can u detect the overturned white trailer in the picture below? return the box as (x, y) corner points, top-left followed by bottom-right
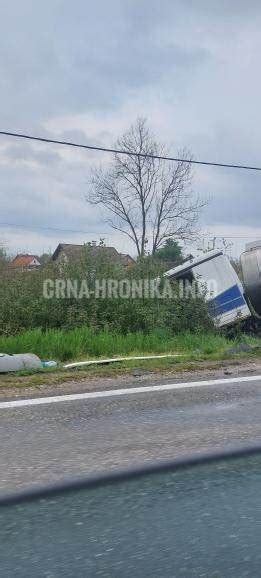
(164, 249), (254, 328)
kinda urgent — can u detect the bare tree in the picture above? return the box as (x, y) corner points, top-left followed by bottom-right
(87, 118), (206, 257)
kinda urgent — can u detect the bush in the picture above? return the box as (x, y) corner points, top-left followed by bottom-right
(0, 251), (212, 336)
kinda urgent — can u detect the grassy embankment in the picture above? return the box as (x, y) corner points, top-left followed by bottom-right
(0, 326), (232, 361)
(0, 326), (260, 389)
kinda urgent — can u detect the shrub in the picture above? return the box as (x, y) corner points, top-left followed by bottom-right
(0, 252), (212, 336)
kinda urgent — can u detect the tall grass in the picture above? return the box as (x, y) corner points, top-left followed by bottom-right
(0, 326), (231, 362)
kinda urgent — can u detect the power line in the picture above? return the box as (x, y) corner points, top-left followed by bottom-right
(1, 130), (261, 172)
(0, 221), (260, 239)
(0, 222), (109, 236)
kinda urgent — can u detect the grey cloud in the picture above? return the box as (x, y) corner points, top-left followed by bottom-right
(58, 129), (109, 149)
(0, 0), (211, 128)
(0, 151), (106, 235)
(0, 0), (261, 255)
(2, 143), (62, 167)
(202, 169), (261, 228)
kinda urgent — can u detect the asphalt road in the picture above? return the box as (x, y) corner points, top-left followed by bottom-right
(2, 455), (261, 577)
(1, 374), (261, 492)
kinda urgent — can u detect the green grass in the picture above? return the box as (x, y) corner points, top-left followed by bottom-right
(0, 326), (258, 363)
(0, 326), (260, 390)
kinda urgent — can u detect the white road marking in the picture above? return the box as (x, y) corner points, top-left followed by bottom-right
(0, 374), (260, 409)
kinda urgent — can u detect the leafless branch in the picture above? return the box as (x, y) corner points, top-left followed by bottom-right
(86, 119), (207, 257)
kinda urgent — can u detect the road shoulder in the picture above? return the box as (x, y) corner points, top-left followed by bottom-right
(0, 358), (260, 401)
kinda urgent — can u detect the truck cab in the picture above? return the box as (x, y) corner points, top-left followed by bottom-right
(165, 250), (251, 327)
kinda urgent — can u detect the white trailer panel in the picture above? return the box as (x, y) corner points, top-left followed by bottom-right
(165, 250), (251, 327)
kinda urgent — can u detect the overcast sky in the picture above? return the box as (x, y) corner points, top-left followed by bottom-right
(1, 0), (261, 258)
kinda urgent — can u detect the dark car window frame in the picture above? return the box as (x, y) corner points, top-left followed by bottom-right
(1, 443), (261, 508)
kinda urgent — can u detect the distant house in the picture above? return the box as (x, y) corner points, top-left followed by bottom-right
(11, 254), (41, 270)
(51, 243), (135, 268)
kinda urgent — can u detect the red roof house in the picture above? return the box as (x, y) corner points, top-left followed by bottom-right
(11, 254), (41, 269)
